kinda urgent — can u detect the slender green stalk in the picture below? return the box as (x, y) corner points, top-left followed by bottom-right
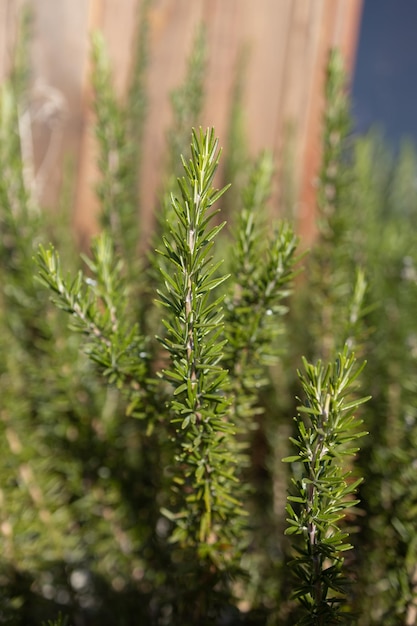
(36, 232), (150, 416)
(155, 127), (248, 622)
(223, 151), (299, 438)
(284, 347), (368, 624)
(157, 128), (243, 555)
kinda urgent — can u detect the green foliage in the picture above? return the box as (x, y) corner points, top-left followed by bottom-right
(37, 233), (148, 400)
(35, 124), (299, 624)
(154, 26), (208, 276)
(284, 49), (417, 626)
(349, 133), (417, 625)
(156, 129), (239, 548)
(224, 151), (299, 432)
(284, 348), (368, 624)
(1, 12), (417, 626)
(274, 55), (370, 624)
(0, 26), (161, 626)
(156, 129), (245, 622)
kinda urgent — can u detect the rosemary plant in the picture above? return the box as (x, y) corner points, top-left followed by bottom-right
(156, 128), (243, 555)
(281, 50), (371, 625)
(0, 35), (151, 626)
(36, 231), (154, 429)
(5, 12), (417, 623)
(35, 120), (301, 623)
(223, 151), (298, 437)
(349, 134), (417, 625)
(284, 348), (369, 624)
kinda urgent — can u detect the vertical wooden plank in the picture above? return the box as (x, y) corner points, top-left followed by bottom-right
(71, 0), (102, 245)
(199, 0), (242, 200)
(73, 0), (140, 244)
(273, 0), (322, 214)
(0, 0), (25, 83)
(0, 0), (13, 82)
(201, 0), (241, 140)
(241, 0), (293, 156)
(28, 0), (91, 208)
(74, 0), (363, 243)
(297, 0), (363, 246)
(277, 0), (315, 145)
(332, 0), (363, 70)
(101, 0), (139, 97)
(138, 0), (203, 244)
(294, 0), (330, 244)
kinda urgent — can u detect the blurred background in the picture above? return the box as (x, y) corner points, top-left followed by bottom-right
(1, 0), (416, 241)
(0, 0), (364, 247)
(2, 2), (417, 625)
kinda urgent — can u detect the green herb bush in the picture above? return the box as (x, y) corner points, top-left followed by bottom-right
(283, 52), (417, 626)
(0, 13), (416, 626)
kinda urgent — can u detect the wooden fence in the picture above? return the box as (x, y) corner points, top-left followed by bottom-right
(0, 0), (363, 246)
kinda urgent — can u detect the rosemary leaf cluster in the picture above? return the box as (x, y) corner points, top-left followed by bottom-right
(156, 128), (244, 560)
(224, 152), (298, 429)
(284, 348), (369, 624)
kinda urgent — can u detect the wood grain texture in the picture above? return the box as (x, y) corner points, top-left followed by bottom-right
(0, 0), (363, 244)
(74, 0), (140, 244)
(0, 0), (24, 82)
(298, 0), (363, 246)
(29, 0), (90, 209)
